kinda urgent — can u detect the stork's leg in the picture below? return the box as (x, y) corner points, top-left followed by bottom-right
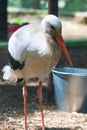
(22, 80), (28, 130)
(37, 81), (45, 130)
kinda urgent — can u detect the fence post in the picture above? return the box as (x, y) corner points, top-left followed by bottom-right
(48, 0), (58, 16)
(0, 0), (7, 41)
(47, 0), (59, 102)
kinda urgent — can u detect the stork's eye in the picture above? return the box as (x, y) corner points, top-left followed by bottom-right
(50, 25), (55, 31)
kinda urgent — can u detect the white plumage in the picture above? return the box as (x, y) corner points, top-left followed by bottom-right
(3, 15), (62, 82)
(2, 14), (72, 130)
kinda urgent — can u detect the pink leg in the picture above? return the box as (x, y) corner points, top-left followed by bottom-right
(37, 81), (45, 130)
(23, 80), (28, 130)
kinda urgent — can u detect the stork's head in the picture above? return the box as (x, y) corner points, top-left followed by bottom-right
(41, 14), (73, 66)
(41, 14), (62, 35)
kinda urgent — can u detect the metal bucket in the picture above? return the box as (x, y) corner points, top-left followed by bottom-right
(52, 67), (87, 113)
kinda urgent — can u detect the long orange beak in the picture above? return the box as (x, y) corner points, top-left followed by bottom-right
(54, 34), (73, 66)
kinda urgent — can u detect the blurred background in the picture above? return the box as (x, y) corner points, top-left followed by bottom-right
(0, 2), (87, 128)
(0, 0), (87, 100)
(0, 0), (87, 74)
(0, 0), (87, 78)
(0, 0), (87, 41)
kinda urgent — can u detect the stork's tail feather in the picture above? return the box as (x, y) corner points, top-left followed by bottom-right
(2, 65), (23, 83)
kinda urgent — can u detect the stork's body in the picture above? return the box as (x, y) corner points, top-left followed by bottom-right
(8, 24), (60, 80)
(2, 15), (72, 130)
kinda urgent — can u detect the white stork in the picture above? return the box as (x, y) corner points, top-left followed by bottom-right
(2, 14), (72, 130)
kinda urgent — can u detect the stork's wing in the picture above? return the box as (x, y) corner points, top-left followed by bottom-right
(8, 24), (47, 70)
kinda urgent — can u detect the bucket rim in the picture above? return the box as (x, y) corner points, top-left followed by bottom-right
(52, 67), (87, 76)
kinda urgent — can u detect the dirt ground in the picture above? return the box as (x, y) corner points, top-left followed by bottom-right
(0, 14), (87, 130)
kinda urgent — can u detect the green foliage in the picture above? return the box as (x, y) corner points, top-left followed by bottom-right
(8, 0), (22, 7)
(8, 0), (47, 9)
(59, 0), (87, 12)
(8, 0), (87, 12)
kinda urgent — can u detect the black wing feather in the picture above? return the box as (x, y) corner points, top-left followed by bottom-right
(8, 52), (25, 70)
